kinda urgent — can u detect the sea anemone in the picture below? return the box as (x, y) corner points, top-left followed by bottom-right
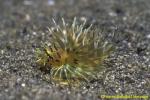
(36, 18), (114, 85)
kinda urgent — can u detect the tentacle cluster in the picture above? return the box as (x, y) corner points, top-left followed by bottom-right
(36, 18), (114, 84)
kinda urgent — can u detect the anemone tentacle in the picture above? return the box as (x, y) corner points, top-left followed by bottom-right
(36, 18), (114, 84)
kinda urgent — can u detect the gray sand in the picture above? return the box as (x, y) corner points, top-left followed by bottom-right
(0, 0), (149, 100)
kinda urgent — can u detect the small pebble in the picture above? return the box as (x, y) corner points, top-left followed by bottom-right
(80, 17), (87, 21)
(32, 32), (37, 35)
(1, 50), (4, 55)
(146, 34), (150, 39)
(21, 83), (26, 87)
(108, 12), (117, 17)
(23, 0), (33, 5)
(47, 0), (55, 6)
(25, 14), (31, 21)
